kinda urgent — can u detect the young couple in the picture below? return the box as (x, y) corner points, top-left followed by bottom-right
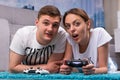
(9, 5), (112, 75)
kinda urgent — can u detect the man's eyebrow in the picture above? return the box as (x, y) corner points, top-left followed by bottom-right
(53, 22), (59, 24)
(43, 19), (49, 22)
(43, 19), (60, 24)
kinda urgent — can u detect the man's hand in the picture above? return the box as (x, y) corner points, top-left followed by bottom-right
(59, 64), (72, 75)
(47, 61), (62, 73)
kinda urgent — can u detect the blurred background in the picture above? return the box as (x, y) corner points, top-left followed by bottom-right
(0, 0), (105, 28)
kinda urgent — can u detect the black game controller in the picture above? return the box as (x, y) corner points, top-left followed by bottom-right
(65, 59), (88, 67)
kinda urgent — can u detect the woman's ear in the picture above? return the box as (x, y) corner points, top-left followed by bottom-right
(86, 20), (91, 30)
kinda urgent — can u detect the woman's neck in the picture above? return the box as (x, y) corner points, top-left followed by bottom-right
(79, 32), (91, 53)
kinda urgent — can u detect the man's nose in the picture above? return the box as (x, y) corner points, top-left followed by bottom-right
(48, 24), (53, 31)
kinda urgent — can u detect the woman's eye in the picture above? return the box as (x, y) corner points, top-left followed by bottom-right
(74, 22), (80, 27)
(43, 22), (50, 26)
(65, 24), (70, 29)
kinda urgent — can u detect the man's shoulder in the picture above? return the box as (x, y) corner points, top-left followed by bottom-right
(58, 26), (66, 34)
(17, 26), (36, 33)
(19, 26), (36, 30)
(15, 26), (36, 37)
(52, 26), (66, 42)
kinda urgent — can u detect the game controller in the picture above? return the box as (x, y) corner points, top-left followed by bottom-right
(23, 67), (50, 74)
(65, 59), (88, 67)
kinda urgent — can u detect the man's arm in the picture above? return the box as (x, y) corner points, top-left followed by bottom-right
(9, 50), (64, 73)
(9, 50), (48, 73)
(46, 53), (64, 73)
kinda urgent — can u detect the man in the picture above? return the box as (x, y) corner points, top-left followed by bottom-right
(9, 5), (66, 73)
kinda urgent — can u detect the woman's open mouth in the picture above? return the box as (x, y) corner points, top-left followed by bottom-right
(72, 34), (79, 40)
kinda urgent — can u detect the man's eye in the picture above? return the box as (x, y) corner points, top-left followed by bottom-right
(43, 22), (50, 26)
(52, 23), (59, 28)
(74, 22), (80, 27)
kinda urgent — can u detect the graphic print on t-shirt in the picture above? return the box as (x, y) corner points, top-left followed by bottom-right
(23, 45), (55, 65)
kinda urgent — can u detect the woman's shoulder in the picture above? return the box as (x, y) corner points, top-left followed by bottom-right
(91, 27), (107, 34)
(91, 27), (105, 31)
(91, 27), (112, 45)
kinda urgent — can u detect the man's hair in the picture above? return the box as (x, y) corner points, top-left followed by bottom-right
(37, 5), (61, 21)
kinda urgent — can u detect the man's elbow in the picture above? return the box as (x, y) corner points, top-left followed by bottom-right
(8, 66), (18, 73)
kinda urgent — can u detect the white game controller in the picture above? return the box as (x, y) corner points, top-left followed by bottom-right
(23, 67), (50, 74)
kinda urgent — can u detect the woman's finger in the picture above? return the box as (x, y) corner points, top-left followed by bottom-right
(82, 64), (94, 69)
(83, 68), (95, 75)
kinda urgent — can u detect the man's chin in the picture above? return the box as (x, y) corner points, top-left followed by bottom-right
(44, 36), (54, 42)
(45, 38), (52, 43)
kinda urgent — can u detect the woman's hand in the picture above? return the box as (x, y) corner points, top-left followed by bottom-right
(82, 64), (95, 75)
(59, 64), (72, 75)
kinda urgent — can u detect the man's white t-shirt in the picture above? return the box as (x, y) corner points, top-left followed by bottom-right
(10, 26), (67, 65)
(67, 27), (112, 67)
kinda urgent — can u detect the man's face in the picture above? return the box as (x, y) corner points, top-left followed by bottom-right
(35, 15), (60, 45)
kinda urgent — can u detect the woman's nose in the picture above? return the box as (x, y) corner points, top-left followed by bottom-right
(70, 26), (75, 33)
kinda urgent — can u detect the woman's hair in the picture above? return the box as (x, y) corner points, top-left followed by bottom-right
(63, 8), (90, 27)
(37, 5), (61, 21)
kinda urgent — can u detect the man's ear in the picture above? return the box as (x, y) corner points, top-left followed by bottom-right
(35, 18), (39, 27)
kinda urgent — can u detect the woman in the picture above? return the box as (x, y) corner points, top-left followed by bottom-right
(60, 8), (112, 75)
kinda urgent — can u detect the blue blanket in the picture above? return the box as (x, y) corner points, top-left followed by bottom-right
(0, 71), (120, 80)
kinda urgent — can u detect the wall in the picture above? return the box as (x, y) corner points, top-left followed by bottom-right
(0, 5), (37, 25)
(104, 0), (120, 70)
(0, 5), (38, 38)
(104, 0), (118, 36)
(0, 19), (9, 71)
(0, 5), (38, 71)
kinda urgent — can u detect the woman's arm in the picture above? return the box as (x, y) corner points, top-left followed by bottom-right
(82, 42), (109, 74)
(59, 41), (73, 74)
(95, 42), (109, 74)
(63, 41), (73, 60)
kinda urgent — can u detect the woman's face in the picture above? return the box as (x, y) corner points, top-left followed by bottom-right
(64, 13), (90, 44)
